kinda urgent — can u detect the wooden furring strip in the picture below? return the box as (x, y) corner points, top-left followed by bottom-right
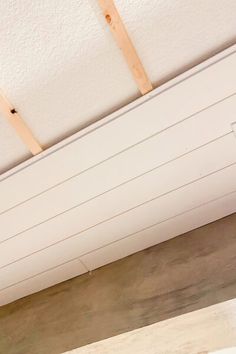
(98, 0), (153, 95)
(0, 92), (42, 155)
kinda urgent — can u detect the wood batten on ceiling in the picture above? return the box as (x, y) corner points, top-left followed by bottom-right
(0, 92), (42, 155)
(98, 0), (153, 95)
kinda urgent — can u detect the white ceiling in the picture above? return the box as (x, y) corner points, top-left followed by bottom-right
(0, 0), (236, 173)
(0, 46), (236, 305)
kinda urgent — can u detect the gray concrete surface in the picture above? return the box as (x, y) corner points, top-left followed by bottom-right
(0, 213), (236, 354)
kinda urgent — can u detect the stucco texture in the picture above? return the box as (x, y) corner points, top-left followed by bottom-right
(0, 0), (236, 172)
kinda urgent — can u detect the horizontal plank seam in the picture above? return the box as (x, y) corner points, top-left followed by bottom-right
(0, 161), (235, 272)
(0, 134), (234, 245)
(0, 92), (235, 217)
(0, 189), (235, 291)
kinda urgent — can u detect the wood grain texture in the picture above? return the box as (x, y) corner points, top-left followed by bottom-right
(98, 0), (153, 95)
(0, 92), (42, 155)
(0, 213), (236, 354)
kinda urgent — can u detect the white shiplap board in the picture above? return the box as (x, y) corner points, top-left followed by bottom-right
(1, 162), (236, 289)
(0, 46), (236, 305)
(1, 95), (236, 241)
(0, 46), (236, 212)
(0, 192), (235, 307)
(0, 133), (236, 270)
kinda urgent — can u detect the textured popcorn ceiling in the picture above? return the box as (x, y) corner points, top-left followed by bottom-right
(0, 0), (236, 173)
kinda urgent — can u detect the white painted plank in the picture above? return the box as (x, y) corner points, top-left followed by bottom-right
(1, 96), (236, 241)
(81, 193), (236, 271)
(0, 49), (236, 213)
(0, 259), (87, 306)
(1, 161), (236, 287)
(0, 191), (235, 300)
(0, 134), (235, 267)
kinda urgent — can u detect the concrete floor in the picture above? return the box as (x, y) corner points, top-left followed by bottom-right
(0, 213), (236, 354)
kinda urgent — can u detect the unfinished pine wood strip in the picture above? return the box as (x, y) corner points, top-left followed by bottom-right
(98, 0), (153, 95)
(0, 92), (42, 155)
